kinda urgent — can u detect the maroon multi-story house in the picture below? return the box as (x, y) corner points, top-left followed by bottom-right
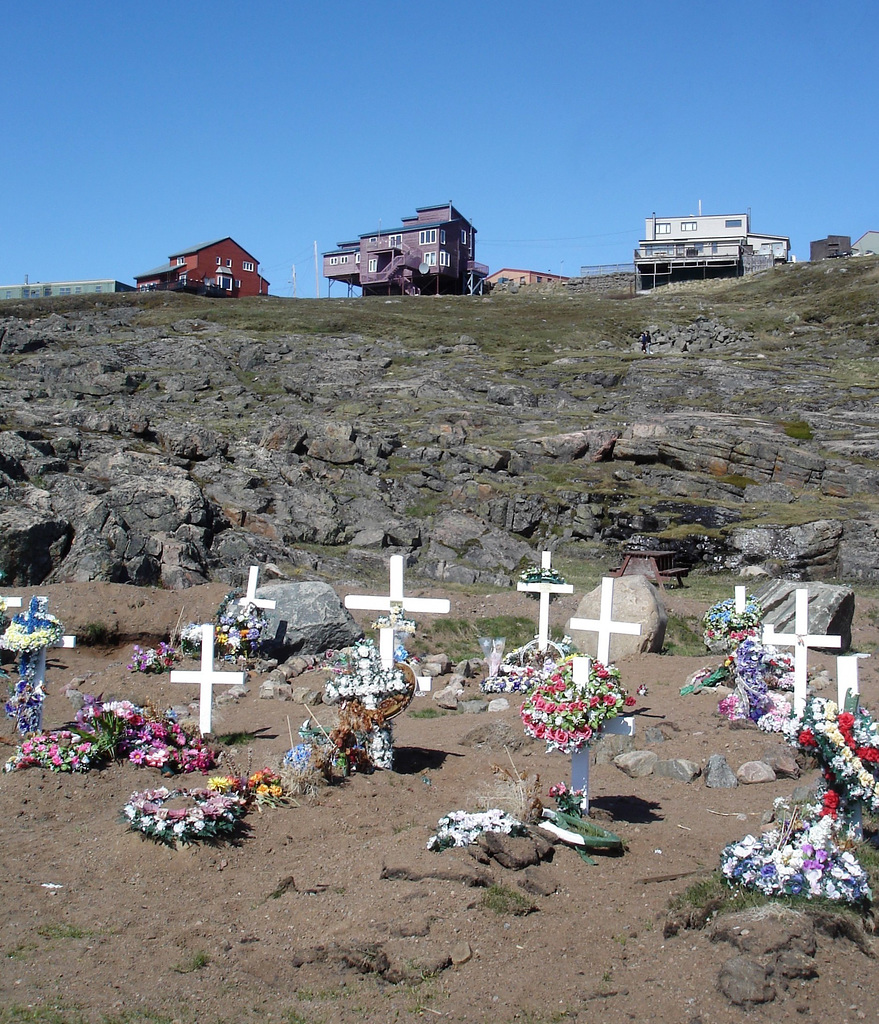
(323, 202), (487, 296)
(134, 238), (270, 297)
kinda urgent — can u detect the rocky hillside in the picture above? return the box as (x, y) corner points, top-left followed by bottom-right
(2, 256), (879, 590)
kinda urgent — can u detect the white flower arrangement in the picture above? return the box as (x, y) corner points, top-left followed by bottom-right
(427, 809), (529, 851)
(324, 640), (411, 710)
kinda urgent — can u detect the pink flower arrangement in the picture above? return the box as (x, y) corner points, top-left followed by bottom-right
(521, 657), (635, 754)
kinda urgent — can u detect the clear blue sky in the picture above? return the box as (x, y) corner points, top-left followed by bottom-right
(3, 1), (875, 296)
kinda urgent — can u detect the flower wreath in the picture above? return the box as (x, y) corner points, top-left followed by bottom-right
(4, 730), (96, 773)
(702, 595), (763, 653)
(518, 564), (568, 599)
(785, 695), (879, 819)
(0, 606), (64, 654)
(123, 786), (248, 846)
(720, 807), (871, 905)
(521, 656), (635, 754)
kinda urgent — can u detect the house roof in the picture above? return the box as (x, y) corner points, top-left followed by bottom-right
(134, 261), (178, 280)
(167, 237), (259, 263)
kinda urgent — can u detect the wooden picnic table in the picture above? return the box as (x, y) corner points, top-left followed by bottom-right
(609, 549), (689, 589)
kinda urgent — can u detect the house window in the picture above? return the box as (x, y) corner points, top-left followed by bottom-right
(461, 229), (467, 244)
(355, 253), (361, 263)
(368, 258), (378, 272)
(389, 234), (402, 247)
(340, 255), (348, 264)
(655, 223), (671, 234)
(177, 257), (186, 265)
(439, 250), (450, 267)
(330, 257), (339, 265)
(75, 287), (81, 293)
(93, 285), (101, 293)
(216, 257), (222, 265)
(423, 251), (437, 266)
(44, 287), (52, 296)
(681, 221), (697, 232)
(226, 259), (232, 267)
(440, 229), (446, 244)
(59, 287), (71, 295)
(725, 219), (743, 228)
(419, 229), (437, 245)
(369, 236), (377, 243)
(243, 261), (254, 272)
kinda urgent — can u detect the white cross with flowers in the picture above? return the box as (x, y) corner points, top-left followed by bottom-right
(344, 555), (450, 670)
(238, 565), (277, 612)
(568, 577), (642, 665)
(567, 655), (635, 816)
(170, 624), (244, 735)
(517, 551), (574, 652)
(0, 593), (23, 612)
(836, 653), (870, 839)
(762, 588), (841, 716)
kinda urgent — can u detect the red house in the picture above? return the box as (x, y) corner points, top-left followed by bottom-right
(134, 238), (270, 297)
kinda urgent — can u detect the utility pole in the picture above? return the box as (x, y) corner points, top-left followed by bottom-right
(314, 241), (319, 298)
(291, 264), (297, 298)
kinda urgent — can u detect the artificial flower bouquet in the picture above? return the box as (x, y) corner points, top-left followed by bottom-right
(721, 805), (871, 905)
(702, 594), (763, 653)
(127, 642), (179, 674)
(4, 730), (96, 773)
(123, 786), (248, 847)
(548, 782), (589, 818)
(521, 657), (635, 754)
(427, 808), (529, 851)
(207, 768), (286, 809)
(785, 695), (879, 819)
(214, 594), (270, 660)
(75, 695), (217, 774)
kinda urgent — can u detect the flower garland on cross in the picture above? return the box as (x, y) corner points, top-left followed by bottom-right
(323, 639), (415, 771)
(0, 597), (65, 734)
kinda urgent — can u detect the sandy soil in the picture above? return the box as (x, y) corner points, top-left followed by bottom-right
(1, 582), (877, 1024)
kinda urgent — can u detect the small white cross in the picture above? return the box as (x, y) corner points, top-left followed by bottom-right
(568, 656), (635, 815)
(734, 585), (747, 615)
(238, 565), (277, 612)
(0, 594), (23, 611)
(345, 555), (450, 669)
(517, 551), (574, 652)
(170, 624), (244, 735)
(762, 587), (841, 716)
(568, 577), (642, 665)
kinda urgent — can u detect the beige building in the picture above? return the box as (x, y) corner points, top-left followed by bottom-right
(486, 268), (569, 287)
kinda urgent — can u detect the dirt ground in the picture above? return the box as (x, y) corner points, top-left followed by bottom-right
(1, 581), (878, 1024)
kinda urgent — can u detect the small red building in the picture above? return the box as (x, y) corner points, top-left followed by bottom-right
(134, 238), (269, 297)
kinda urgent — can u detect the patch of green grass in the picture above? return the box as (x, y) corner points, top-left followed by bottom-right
(171, 950), (210, 974)
(662, 612), (704, 656)
(215, 730), (258, 746)
(780, 419), (814, 440)
(428, 614), (536, 664)
(36, 924), (87, 940)
(78, 622), (118, 647)
(480, 884), (537, 916)
(407, 706), (446, 719)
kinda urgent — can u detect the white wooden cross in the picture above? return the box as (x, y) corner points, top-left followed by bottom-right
(344, 554), (450, 670)
(568, 656), (635, 816)
(170, 624), (244, 735)
(734, 585), (747, 614)
(836, 653), (870, 839)
(762, 587), (841, 716)
(568, 576), (642, 665)
(0, 593), (23, 612)
(517, 551), (574, 652)
(238, 565), (277, 612)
